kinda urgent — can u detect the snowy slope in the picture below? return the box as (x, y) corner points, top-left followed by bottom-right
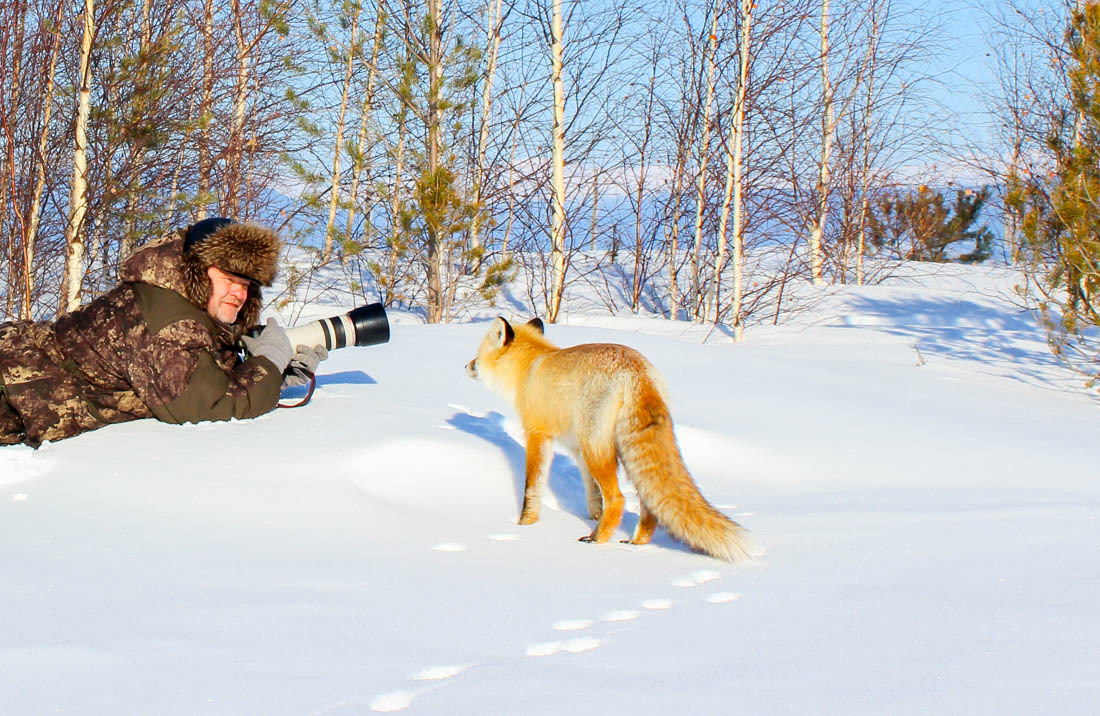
(2, 262), (1098, 715)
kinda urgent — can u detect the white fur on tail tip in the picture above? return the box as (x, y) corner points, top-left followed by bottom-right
(724, 526), (765, 562)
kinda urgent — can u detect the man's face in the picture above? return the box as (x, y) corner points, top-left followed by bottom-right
(206, 266), (251, 323)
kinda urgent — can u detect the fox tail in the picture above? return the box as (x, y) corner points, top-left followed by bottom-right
(616, 382), (761, 562)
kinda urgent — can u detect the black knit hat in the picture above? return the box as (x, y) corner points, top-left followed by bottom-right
(184, 217), (235, 253)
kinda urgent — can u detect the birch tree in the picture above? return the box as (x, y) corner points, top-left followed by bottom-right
(547, 0), (567, 322)
(690, 3), (722, 318)
(63, 0), (96, 312)
(322, 1), (363, 263)
(468, 0), (508, 263)
(0, 1), (26, 317)
(223, 0), (294, 219)
(806, 0), (834, 287)
(196, 0), (216, 219)
(22, 0), (65, 318)
(712, 0), (753, 337)
(345, 8), (387, 242)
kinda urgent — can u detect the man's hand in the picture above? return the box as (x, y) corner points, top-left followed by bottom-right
(282, 344), (328, 388)
(241, 318), (293, 372)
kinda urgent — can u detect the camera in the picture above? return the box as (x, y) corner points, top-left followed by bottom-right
(284, 303), (390, 351)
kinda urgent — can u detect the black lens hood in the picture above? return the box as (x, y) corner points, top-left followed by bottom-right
(348, 303), (390, 347)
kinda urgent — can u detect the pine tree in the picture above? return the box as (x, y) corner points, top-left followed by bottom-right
(867, 186), (994, 264)
(389, 0), (484, 323)
(1008, 2), (1100, 371)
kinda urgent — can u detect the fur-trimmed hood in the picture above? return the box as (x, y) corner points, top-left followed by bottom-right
(119, 222), (281, 329)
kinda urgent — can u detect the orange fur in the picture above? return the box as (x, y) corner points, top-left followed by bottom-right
(466, 318), (759, 562)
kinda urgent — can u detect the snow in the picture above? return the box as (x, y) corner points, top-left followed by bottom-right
(3, 261), (1099, 714)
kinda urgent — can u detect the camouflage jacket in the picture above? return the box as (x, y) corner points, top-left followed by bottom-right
(0, 234), (282, 446)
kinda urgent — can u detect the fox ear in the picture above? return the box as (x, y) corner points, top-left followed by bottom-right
(492, 317), (515, 347)
(526, 317), (545, 334)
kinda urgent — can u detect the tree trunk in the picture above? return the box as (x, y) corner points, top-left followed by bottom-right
(197, 0), (214, 220)
(589, 174), (600, 252)
(855, 8), (881, 287)
(425, 0), (445, 323)
(63, 0), (96, 313)
(502, 118), (521, 255)
(714, 0), (753, 338)
(547, 0), (567, 323)
(1, 2), (27, 318)
(120, 0), (155, 264)
(23, 0), (66, 318)
(690, 6), (721, 319)
(227, 0), (253, 217)
(384, 120), (407, 308)
(323, 4), (362, 264)
(808, 0), (834, 287)
(469, 0), (506, 260)
(631, 73), (656, 313)
(346, 10), (386, 240)
(665, 144), (689, 320)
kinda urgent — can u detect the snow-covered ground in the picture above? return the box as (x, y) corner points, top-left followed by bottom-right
(2, 261), (1098, 714)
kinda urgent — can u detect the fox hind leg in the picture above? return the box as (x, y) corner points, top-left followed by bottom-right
(625, 498), (658, 545)
(520, 433), (553, 525)
(575, 457), (603, 521)
(578, 449), (623, 544)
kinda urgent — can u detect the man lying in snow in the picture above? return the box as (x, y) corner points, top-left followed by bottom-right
(0, 218), (325, 447)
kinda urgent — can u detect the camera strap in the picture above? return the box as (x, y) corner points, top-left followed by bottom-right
(277, 372), (316, 409)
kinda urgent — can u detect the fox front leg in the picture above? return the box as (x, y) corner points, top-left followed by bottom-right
(519, 433), (553, 525)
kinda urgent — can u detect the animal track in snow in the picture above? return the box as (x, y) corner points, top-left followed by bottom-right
(367, 663), (476, 712)
(369, 690), (414, 712)
(525, 636), (601, 657)
(525, 641), (559, 657)
(641, 599), (674, 610)
(671, 569), (721, 588)
(706, 592), (743, 604)
(410, 664), (471, 681)
(367, 542), (744, 714)
(431, 542), (468, 552)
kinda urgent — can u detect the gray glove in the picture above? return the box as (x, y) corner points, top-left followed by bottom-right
(241, 318), (293, 372)
(282, 344), (329, 388)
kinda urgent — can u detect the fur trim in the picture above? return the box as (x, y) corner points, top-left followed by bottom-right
(178, 223), (281, 329)
(185, 222), (281, 285)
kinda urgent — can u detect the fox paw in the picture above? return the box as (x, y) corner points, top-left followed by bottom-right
(578, 535), (596, 543)
(518, 512), (539, 525)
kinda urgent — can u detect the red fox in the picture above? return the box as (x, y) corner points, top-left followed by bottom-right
(465, 317), (758, 562)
